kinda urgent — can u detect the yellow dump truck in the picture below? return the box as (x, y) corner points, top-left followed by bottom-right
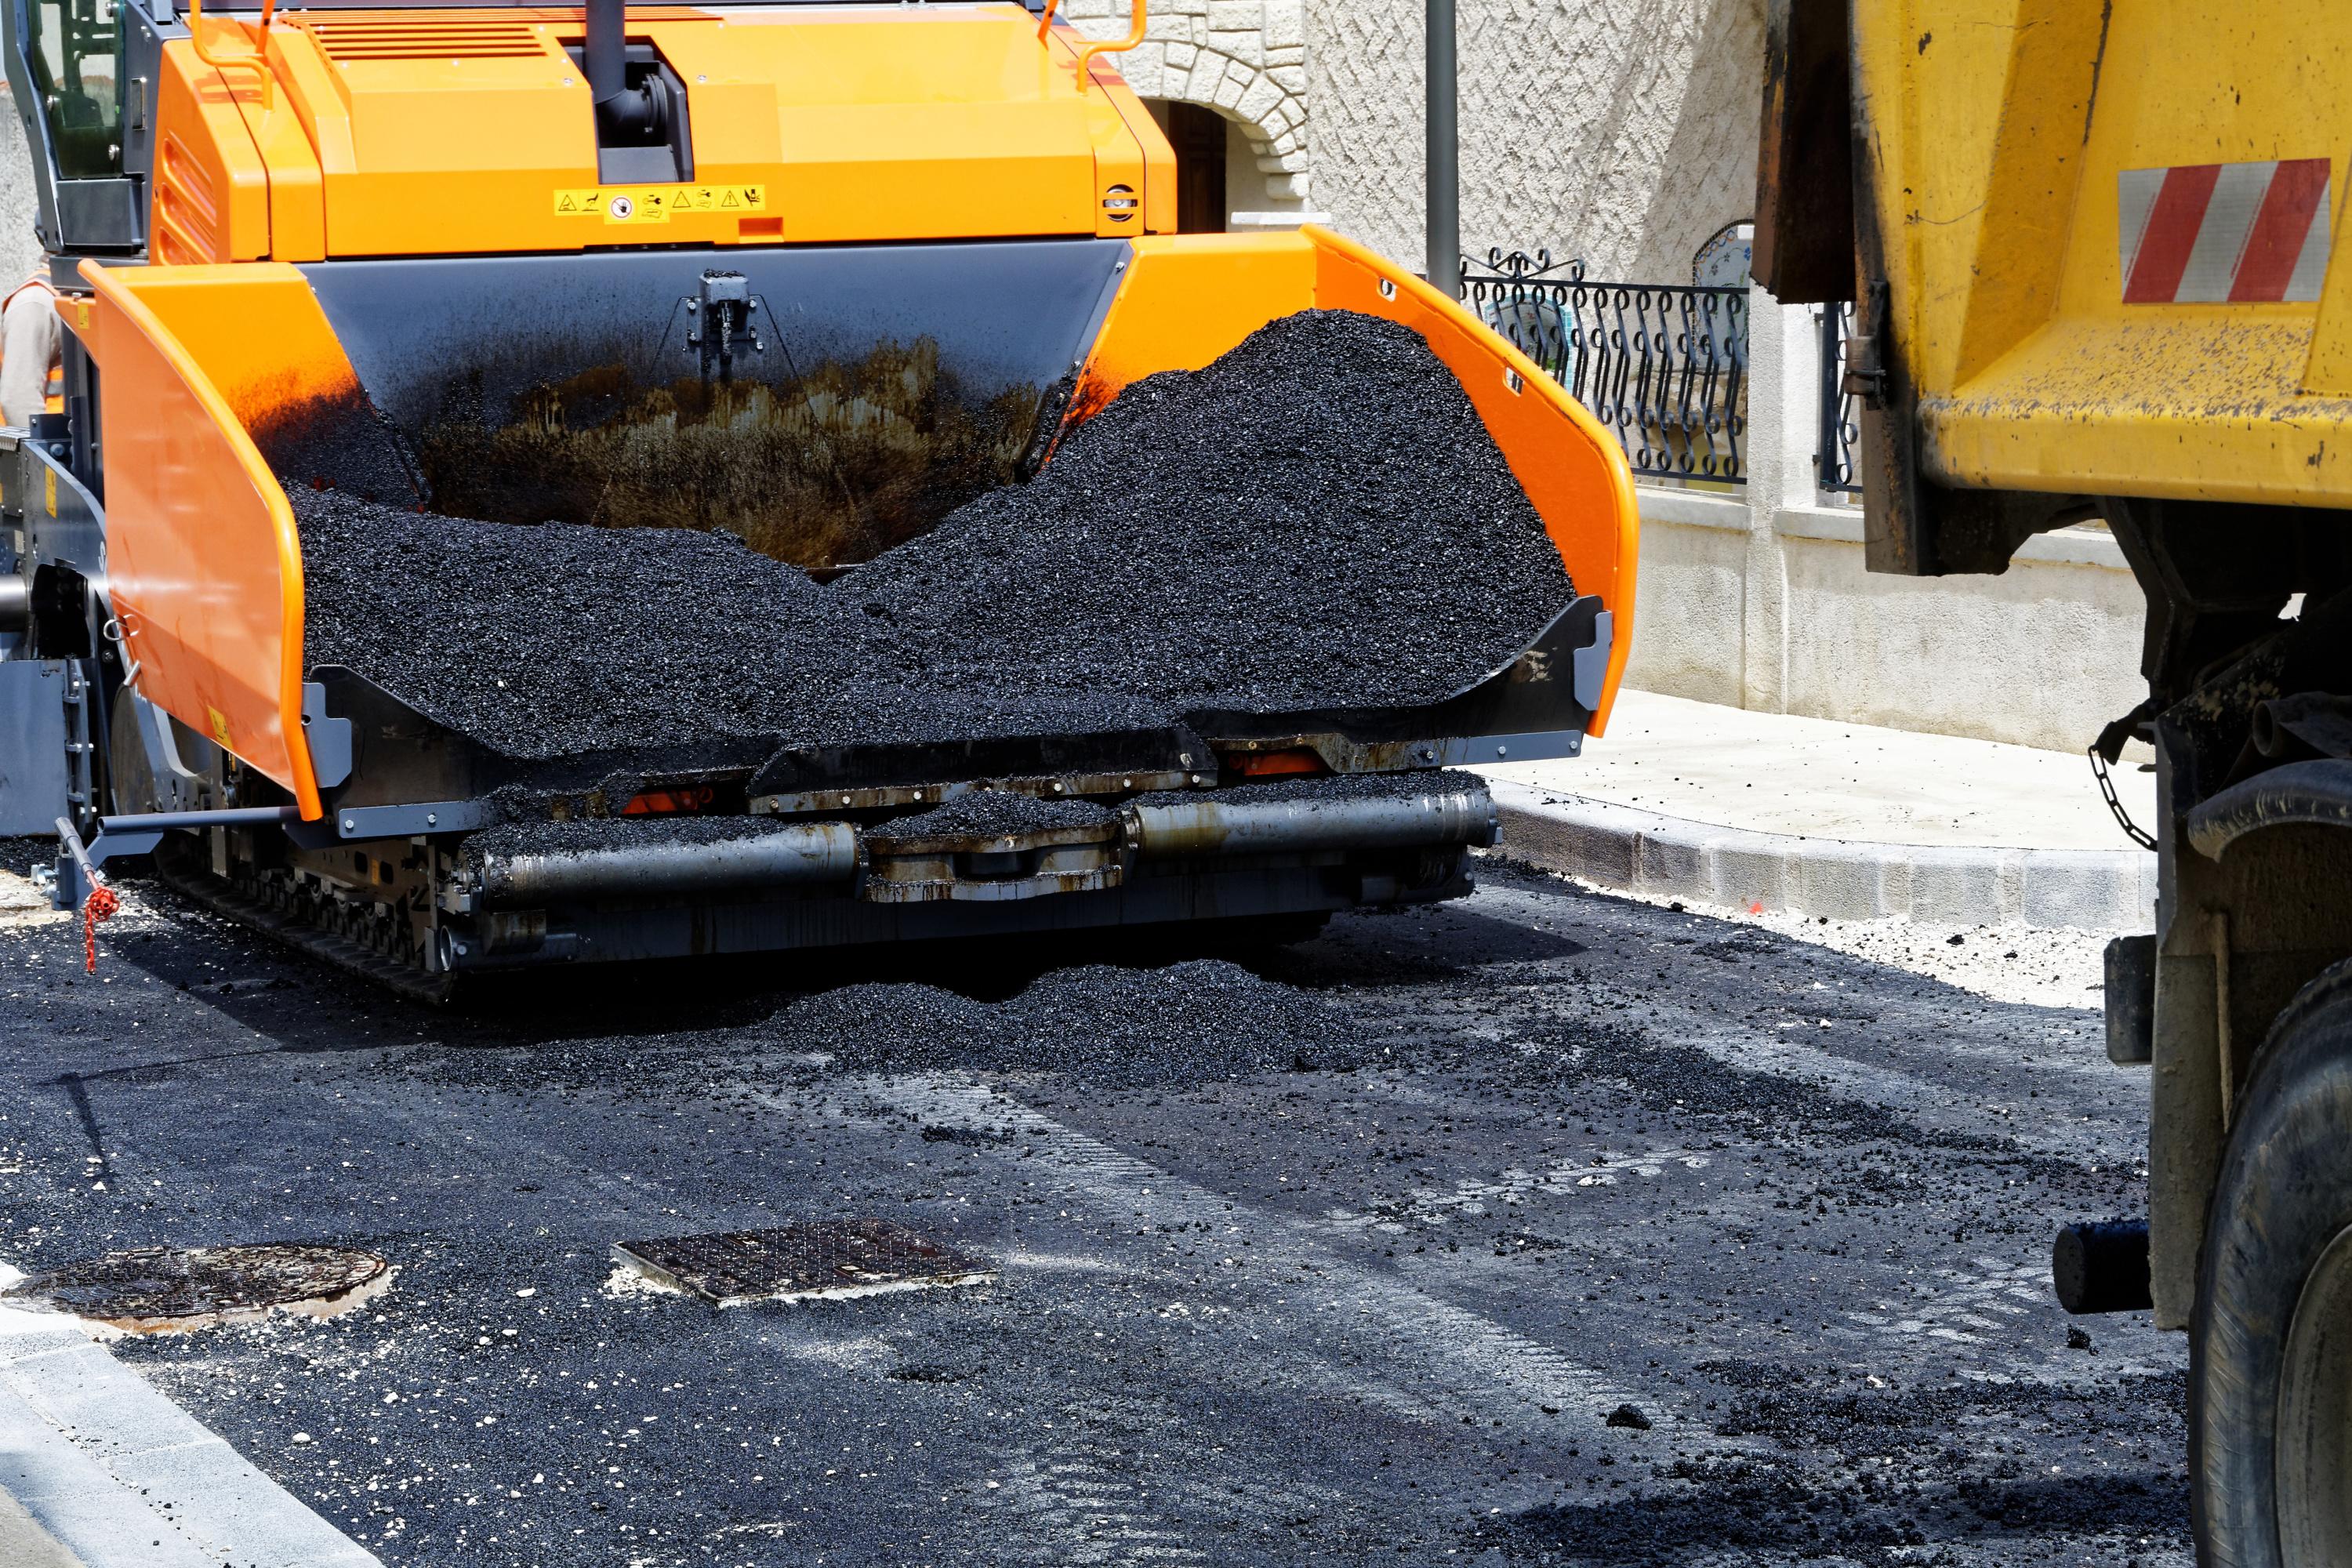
(1760, 2), (2352, 1559)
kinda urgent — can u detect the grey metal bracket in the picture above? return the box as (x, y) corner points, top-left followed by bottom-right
(1572, 608), (1615, 714)
(301, 683), (353, 789)
(1432, 728), (1584, 767)
(288, 799), (488, 846)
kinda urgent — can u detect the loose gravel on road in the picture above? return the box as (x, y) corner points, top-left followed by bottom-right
(0, 849), (2185, 1566)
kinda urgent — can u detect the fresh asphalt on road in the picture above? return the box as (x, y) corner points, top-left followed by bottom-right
(0, 851), (2185, 1566)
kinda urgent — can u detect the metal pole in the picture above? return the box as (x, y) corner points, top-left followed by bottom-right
(1425, 0), (1458, 299)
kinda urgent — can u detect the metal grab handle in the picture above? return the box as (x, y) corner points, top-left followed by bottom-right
(186, 0), (275, 106)
(1071, 0), (1145, 92)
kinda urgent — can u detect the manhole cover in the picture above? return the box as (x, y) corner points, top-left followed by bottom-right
(3, 1244), (390, 1331)
(614, 1220), (993, 1306)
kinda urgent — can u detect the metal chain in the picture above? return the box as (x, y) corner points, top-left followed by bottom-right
(2089, 746), (2158, 851)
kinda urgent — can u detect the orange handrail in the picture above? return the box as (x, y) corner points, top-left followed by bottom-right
(187, 0), (274, 107)
(1072, 0), (1145, 92)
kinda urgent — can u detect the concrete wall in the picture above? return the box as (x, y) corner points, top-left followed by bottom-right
(1627, 493), (2148, 753)
(1621, 292), (2151, 755)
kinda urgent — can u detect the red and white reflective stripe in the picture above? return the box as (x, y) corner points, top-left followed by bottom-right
(2118, 158), (2332, 303)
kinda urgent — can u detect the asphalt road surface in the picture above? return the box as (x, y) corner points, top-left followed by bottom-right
(0, 854), (2187, 1566)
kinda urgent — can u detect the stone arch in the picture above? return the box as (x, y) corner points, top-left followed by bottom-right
(1062, 0), (1313, 216)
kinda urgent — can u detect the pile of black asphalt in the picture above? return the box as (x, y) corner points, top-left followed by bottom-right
(771, 958), (1370, 1086)
(294, 310), (1572, 786)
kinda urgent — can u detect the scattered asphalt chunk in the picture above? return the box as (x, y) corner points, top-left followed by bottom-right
(1604, 1403), (1653, 1431)
(918, 1124), (1014, 1146)
(886, 1363), (987, 1385)
(292, 309), (1572, 780)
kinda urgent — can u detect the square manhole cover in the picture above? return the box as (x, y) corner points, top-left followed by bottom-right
(613, 1219), (994, 1306)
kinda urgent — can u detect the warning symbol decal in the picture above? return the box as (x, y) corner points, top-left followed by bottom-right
(554, 184), (769, 224)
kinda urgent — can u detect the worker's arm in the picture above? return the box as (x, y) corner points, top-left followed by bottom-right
(0, 280), (60, 430)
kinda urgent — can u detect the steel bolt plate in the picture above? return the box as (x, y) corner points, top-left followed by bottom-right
(613, 1220), (993, 1306)
(4, 1244), (390, 1330)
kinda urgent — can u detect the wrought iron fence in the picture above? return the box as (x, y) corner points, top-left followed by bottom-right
(1460, 249), (1748, 486)
(1817, 300), (1863, 496)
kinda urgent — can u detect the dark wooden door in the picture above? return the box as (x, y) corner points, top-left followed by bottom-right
(1165, 102), (1228, 234)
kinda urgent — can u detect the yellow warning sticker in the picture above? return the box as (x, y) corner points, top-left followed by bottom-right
(42, 468), (55, 517)
(553, 184), (768, 225)
(206, 706), (232, 748)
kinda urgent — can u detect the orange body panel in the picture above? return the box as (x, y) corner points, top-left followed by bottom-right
(1078, 232), (1319, 393)
(151, 42), (272, 262)
(1077, 230), (1640, 733)
(148, 2), (1171, 259)
(81, 262), (337, 818)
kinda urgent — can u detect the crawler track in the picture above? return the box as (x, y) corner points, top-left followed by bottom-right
(151, 844), (456, 1007)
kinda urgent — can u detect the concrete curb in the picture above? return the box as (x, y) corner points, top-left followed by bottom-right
(1490, 779), (2157, 932)
(0, 1301), (382, 1568)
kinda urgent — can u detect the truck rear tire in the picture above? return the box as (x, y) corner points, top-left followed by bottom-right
(2194, 959), (2352, 1567)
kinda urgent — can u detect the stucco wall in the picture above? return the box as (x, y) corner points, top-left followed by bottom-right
(1307, 0), (1766, 278)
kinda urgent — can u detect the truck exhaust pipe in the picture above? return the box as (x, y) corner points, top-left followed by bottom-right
(2053, 1219), (2153, 1316)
